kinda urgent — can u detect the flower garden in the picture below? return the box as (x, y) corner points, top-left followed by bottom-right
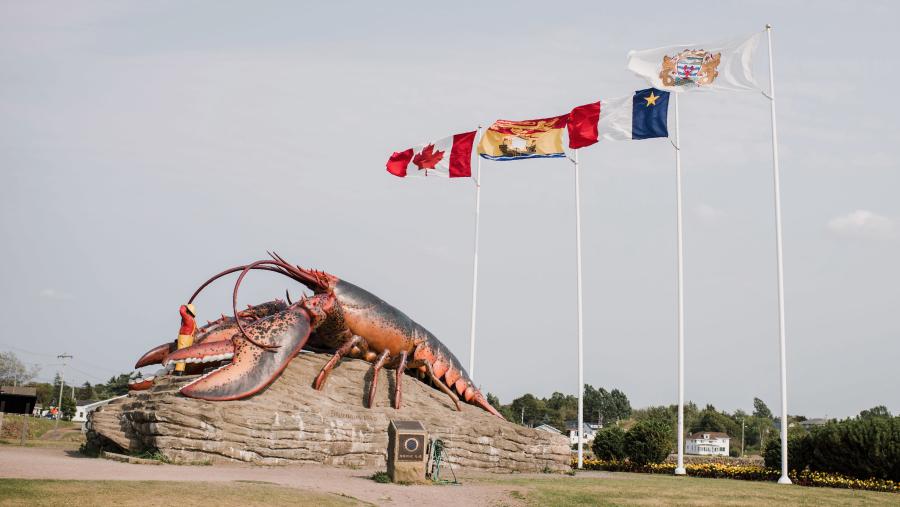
(575, 458), (899, 493)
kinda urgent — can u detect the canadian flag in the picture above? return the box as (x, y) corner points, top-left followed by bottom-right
(386, 130), (477, 178)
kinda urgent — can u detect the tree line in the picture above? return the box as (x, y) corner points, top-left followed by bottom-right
(486, 384), (632, 432)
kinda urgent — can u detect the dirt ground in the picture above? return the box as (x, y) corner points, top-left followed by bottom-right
(0, 446), (559, 506)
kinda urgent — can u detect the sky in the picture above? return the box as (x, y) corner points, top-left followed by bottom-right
(1, 1), (897, 419)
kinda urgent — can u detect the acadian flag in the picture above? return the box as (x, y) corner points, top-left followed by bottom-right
(567, 88), (670, 148)
(386, 130), (477, 178)
(478, 115), (567, 161)
(626, 33), (762, 93)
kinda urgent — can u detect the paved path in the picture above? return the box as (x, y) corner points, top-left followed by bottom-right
(0, 446), (545, 506)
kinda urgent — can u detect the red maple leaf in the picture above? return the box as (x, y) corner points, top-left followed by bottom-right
(412, 144), (444, 170)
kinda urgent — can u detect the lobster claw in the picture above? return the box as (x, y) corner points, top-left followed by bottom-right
(135, 342), (175, 369)
(175, 307), (312, 401)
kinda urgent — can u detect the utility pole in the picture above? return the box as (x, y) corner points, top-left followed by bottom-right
(741, 419), (745, 457)
(55, 353), (72, 428)
(520, 406), (525, 425)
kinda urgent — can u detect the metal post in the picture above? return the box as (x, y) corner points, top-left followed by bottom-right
(574, 149), (585, 469)
(741, 418), (745, 457)
(20, 404), (30, 445)
(55, 353), (72, 428)
(673, 92), (686, 476)
(468, 128), (483, 380)
(765, 24), (791, 485)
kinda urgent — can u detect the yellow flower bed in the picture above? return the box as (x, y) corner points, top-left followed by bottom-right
(574, 459), (898, 493)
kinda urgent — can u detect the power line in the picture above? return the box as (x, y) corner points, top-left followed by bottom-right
(1, 342), (124, 376)
(0, 342), (58, 358)
(66, 364), (110, 383)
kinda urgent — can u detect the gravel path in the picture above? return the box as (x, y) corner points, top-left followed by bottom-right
(0, 446), (534, 506)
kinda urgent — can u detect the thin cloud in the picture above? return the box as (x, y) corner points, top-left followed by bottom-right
(39, 288), (73, 300)
(827, 210), (895, 240)
(695, 203), (726, 225)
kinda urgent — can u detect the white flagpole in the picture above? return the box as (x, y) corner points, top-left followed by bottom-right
(468, 127), (483, 380)
(766, 24), (792, 485)
(574, 149), (585, 469)
(673, 92), (687, 476)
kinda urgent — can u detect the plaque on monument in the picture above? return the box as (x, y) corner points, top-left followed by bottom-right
(387, 420), (428, 483)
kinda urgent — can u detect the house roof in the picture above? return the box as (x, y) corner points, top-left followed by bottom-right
(0, 386), (37, 397)
(534, 424), (562, 435)
(565, 421), (600, 431)
(687, 431), (730, 440)
(76, 395), (126, 410)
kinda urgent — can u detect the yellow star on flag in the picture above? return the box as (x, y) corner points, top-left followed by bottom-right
(644, 91), (659, 106)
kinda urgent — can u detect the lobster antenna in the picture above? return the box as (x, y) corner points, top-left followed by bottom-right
(231, 259), (298, 350)
(231, 258), (328, 350)
(188, 264), (289, 304)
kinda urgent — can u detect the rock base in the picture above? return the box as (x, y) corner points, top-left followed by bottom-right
(87, 351), (570, 473)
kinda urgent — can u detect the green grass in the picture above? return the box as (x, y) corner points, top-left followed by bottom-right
(369, 471), (391, 483)
(0, 480), (364, 507)
(0, 414), (78, 440)
(0, 439), (82, 450)
(488, 472), (897, 506)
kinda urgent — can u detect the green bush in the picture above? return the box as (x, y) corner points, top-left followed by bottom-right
(763, 433), (811, 472)
(624, 420), (673, 465)
(592, 426), (626, 461)
(764, 416), (900, 481)
(807, 416), (899, 481)
(370, 471), (391, 483)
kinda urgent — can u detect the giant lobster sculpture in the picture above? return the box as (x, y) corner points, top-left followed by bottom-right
(133, 253), (503, 418)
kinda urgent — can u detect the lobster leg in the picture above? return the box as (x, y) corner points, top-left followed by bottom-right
(367, 350), (390, 408)
(407, 358), (461, 411)
(393, 350), (408, 409)
(313, 335), (362, 391)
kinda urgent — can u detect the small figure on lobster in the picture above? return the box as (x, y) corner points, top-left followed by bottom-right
(134, 253), (504, 419)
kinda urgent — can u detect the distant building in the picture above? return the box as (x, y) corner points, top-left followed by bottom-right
(534, 424), (563, 435)
(73, 396), (126, 423)
(799, 418), (828, 431)
(686, 432), (730, 456)
(566, 421), (600, 446)
(0, 386), (37, 414)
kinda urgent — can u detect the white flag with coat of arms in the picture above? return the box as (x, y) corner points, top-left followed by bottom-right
(626, 32), (763, 93)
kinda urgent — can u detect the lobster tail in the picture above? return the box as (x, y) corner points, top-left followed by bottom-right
(473, 392), (506, 420)
(414, 340), (505, 419)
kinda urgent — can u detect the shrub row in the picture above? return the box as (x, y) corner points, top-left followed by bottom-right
(764, 416), (900, 481)
(576, 458), (899, 493)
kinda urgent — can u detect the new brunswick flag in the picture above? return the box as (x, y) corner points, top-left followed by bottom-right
(478, 115), (567, 161)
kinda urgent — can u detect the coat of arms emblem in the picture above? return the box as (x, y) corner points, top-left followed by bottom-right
(660, 49), (721, 88)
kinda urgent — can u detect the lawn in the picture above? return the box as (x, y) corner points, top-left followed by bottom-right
(0, 414), (84, 449)
(0, 480), (362, 507)
(489, 472), (898, 506)
(1, 468), (897, 506)
(0, 414), (79, 440)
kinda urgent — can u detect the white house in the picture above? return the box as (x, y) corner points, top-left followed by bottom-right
(685, 432), (730, 456)
(73, 395), (127, 423)
(566, 421), (600, 446)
